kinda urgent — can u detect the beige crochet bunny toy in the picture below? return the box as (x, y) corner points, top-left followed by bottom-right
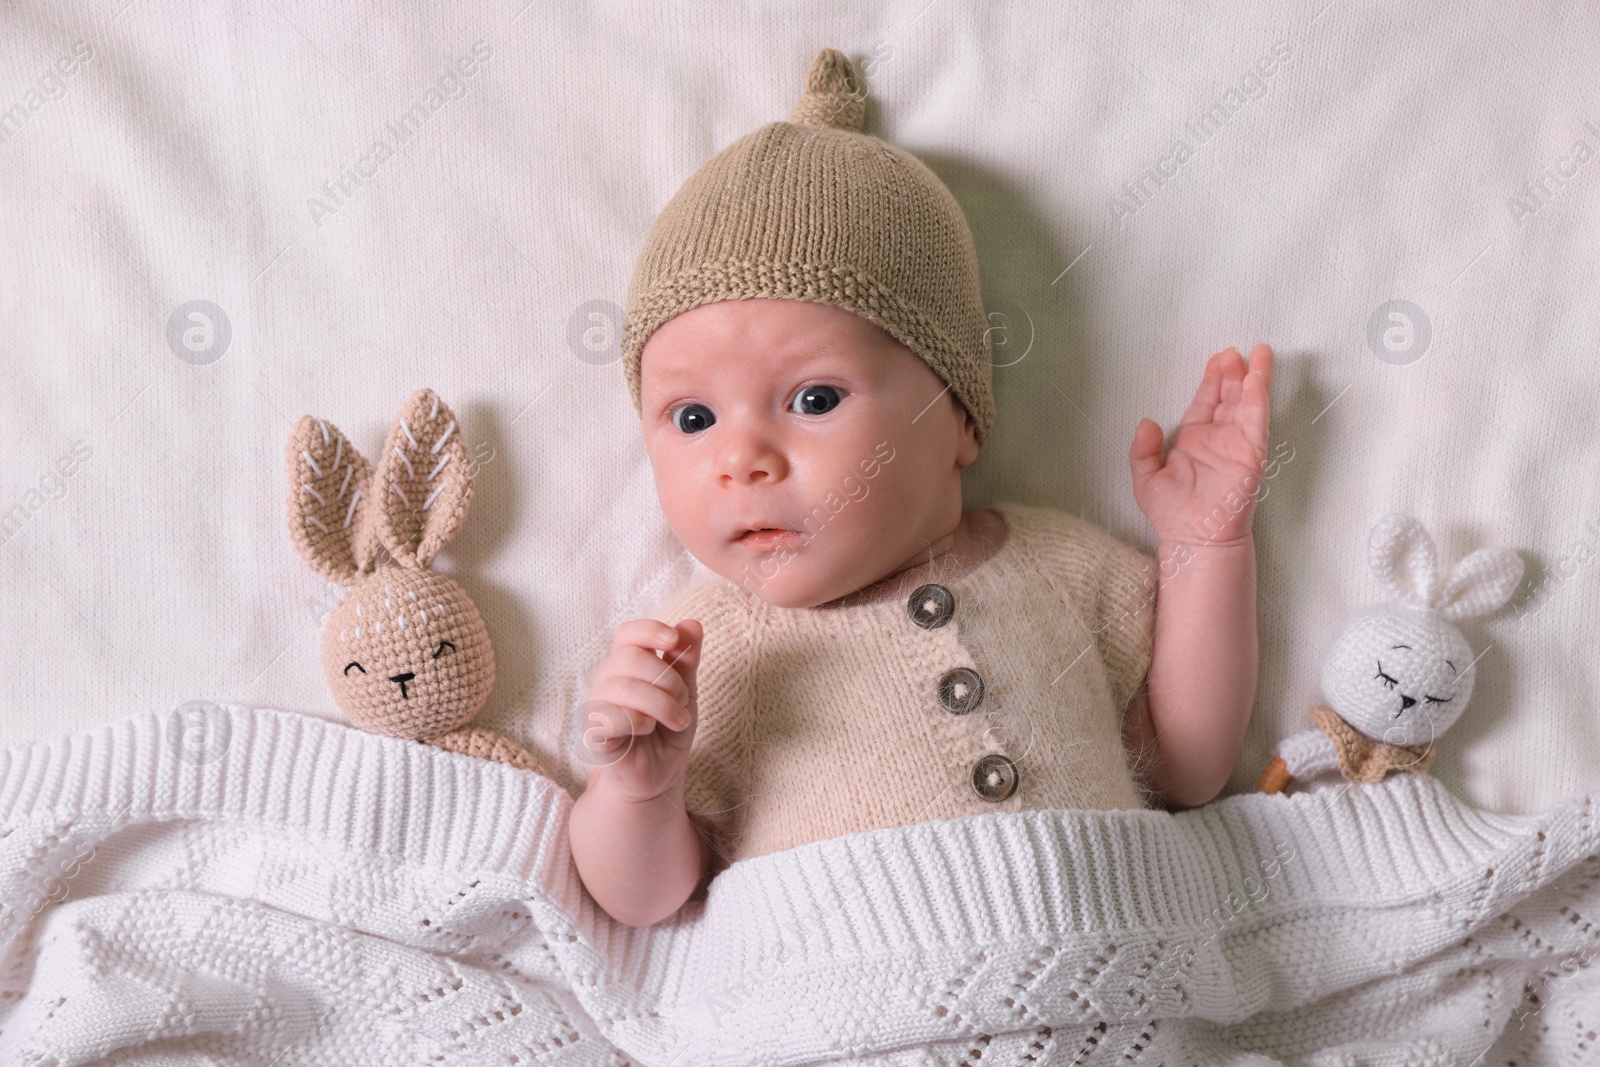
(286, 387), (547, 775)
(1259, 513), (1522, 793)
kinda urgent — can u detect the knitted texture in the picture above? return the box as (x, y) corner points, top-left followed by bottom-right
(1311, 514), (1523, 751)
(322, 568), (495, 740)
(1, 703), (1597, 1063)
(1272, 726), (1339, 780)
(1311, 703), (1436, 782)
(1369, 511), (1524, 622)
(430, 722), (547, 772)
(658, 501), (1159, 869)
(622, 47), (996, 444)
(285, 406), (383, 585)
(287, 388), (545, 775)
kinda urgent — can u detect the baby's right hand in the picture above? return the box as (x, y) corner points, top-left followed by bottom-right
(581, 618), (703, 803)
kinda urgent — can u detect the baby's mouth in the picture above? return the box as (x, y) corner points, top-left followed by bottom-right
(733, 518), (795, 538)
(735, 527), (803, 549)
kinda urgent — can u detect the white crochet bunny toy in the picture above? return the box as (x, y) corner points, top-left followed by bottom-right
(286, 387), (548, 776)
(1258, 513), (1523, 794)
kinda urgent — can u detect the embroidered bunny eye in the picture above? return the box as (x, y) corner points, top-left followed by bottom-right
(344, 662), (366, 676)
(1374, 661), (1398, 689)
(670, 403), (715, 434)
(1423, 694), (1452, 705)
(433, 640), (456, 659)
(790, 384), (843, 416)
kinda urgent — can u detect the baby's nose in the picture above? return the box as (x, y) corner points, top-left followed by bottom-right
(389, 671), (416, 698)
(720, 438), (786, 484)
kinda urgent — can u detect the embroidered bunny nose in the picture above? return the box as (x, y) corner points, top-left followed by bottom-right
(1400, 694), (1417, 711)
(389, 671), (416, 698)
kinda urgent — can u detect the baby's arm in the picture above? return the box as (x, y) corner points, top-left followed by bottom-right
(1124, 344), (1273, 808)
(568, 620), (710, 926)
(1120, 540), (1257, 807)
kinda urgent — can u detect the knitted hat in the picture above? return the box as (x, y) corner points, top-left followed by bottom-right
(622, 47), (996, 445)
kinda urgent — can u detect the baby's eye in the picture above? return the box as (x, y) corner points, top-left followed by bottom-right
(344, 662), (365, 676)
(790, 384), (844, 416)
(1374, 661), (1398, 689)
(670, 402), (716, 434)
(433, 640), (456, 659)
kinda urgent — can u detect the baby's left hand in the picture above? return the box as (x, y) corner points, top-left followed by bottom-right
(1129, 344), (1273, 548)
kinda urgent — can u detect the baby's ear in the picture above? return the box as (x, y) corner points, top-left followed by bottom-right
(955, 400), (981, 467)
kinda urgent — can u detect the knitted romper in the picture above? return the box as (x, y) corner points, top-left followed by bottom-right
(654, 500), (1160, 875)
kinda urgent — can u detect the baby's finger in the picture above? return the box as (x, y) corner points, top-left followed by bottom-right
(1177, 349), (1229, 428)
(610, 644), (691, 707)
(578, 701), (648, 759)
(1128, 418), (1166, 484)
(593, 675), (693, 733)
(613, 618), (689, 655)
(1243, 345), (1274, 445)
(663, 619), (703, 706)
(1246, 343), (1274, 395)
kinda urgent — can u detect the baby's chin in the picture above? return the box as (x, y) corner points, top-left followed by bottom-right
(702, 551), (865, 609)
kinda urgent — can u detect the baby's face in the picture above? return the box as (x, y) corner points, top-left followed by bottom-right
(639, 298), (979, 608)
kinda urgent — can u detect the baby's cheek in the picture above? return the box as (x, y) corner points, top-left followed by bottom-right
(839, 472), (869, 503)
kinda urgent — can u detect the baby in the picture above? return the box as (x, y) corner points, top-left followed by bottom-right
(569, 48), (1273, 927)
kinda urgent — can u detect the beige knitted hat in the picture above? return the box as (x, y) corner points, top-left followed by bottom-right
(622, 47), (995, 445)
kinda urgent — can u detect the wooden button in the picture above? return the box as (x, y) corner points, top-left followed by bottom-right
(971, 753), (1019, 802)
(938, 667), (984, 715)
(907, 584), (955, 629)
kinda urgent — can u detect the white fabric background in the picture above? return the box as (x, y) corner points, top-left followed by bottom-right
(1, 1), (1596, 812)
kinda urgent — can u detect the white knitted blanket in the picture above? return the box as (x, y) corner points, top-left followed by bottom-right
(1, 704), (1596, 1065)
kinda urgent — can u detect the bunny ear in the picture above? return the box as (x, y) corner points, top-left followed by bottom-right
(286, 415), (380, 586)
(370, 388), (473, 570)
(1368, 513), (1440, 607)
(1435, 547), (1525, 622)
